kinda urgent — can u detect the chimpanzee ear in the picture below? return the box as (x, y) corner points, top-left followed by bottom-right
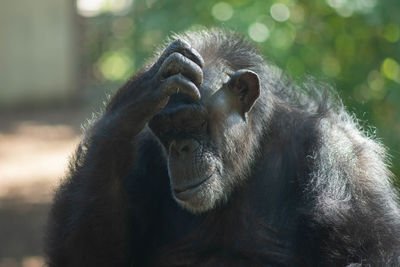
(228, 69), (260, 115)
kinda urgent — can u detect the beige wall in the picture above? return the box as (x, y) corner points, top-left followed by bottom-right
(0, 0), (78, 108)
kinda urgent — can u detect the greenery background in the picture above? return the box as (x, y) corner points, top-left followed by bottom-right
(78, 0), (400, 183)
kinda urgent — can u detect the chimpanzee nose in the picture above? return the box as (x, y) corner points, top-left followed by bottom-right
(170, 139), (199, 158)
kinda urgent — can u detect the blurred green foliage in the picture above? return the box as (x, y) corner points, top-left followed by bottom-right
(79, 0), (400, 183)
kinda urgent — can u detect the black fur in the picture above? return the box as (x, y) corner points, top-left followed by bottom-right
(46, 29), (400, 266)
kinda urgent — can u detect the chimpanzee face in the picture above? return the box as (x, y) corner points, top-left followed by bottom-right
(149, 63), (260, 213)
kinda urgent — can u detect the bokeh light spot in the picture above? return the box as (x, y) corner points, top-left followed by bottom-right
(368, 70), (386, 99)
(211, 2), (234, 21)
(270, 26), (296, 49)
(335, 7), (353, 17)
(106, 0), (133, 15)
(98, 51), (133, 81)
(140, 30), (163, 51)
(270, 3), (290, 22)
(77, 0), (106, 17)
(368, 70), (385, 91)
(77, 0), (132, 17)
(383, 23), (400, 43)
(325, 0), (377, 17)
(248, 23), (270, 42)
(353, 84), (371, 102)
(381, 58), (400, 82)
(326, 0), (346, 9)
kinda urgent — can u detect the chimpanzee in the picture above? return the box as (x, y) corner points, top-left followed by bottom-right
(46, 29), (400, 266)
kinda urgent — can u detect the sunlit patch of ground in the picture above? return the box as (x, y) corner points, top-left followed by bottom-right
(0, 256), (44, 267)
(0, 121), (80, 202)
(0, 108), (85, 266)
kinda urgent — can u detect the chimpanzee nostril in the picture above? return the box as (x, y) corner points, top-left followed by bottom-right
(181, 144), (190, 153)
(170, 139), (199, 158)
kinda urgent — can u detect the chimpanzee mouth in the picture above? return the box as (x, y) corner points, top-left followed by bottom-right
(173, 172), (215, 201)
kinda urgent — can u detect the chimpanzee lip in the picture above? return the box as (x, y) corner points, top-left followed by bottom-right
(173, 172), (215, 200)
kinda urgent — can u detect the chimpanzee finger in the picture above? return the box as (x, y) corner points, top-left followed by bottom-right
(155, 39), (204, 70)
(180, 43), (204, 69)
(160, 74), (201, 101)
(160, 52), (203, 88)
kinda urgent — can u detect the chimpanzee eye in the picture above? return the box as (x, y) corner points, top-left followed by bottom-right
(186, 119), (207, 134)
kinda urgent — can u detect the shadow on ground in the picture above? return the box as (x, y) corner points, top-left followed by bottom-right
(0, 196), (50, 267)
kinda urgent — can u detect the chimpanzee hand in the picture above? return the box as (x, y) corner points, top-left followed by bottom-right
(105, 39), (204, 137)
(146, 39), (204, 109)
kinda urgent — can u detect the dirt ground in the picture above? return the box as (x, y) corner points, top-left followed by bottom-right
(0, 107), (87, 267)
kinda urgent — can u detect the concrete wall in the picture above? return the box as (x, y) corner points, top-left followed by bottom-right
(0, 0), (78, 108)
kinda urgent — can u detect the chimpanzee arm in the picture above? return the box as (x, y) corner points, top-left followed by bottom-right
(45, 40), (204, 267)
(306, 111), (400, 265)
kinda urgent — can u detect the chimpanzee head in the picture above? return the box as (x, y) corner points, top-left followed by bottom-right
(149, 30), (272, 213)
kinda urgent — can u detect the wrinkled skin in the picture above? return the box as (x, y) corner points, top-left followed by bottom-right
(148, 47), (260, 212)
